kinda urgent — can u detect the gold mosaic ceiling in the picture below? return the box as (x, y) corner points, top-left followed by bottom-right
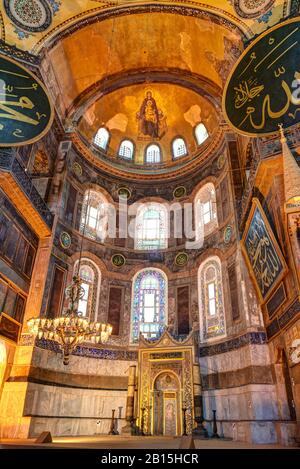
(0, 1), (292, 174)
(0, 1), (289, 54)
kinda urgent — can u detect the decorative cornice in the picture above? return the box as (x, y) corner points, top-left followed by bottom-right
(139, 328), (194, 348)
(35, 338), (138, 361)
(199, 332), (267, 357)
(0, 39), (40, 67)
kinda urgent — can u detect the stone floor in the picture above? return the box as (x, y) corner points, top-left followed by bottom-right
(0, 435), (297, 449)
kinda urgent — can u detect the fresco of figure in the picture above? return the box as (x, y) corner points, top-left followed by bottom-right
(137, 90), (167, 139)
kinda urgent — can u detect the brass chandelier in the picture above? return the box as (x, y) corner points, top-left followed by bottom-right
(28, 190), (112, 365)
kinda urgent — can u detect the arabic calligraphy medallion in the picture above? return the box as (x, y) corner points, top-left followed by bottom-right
(233, 0), (275, 19)
(242, 199), (287, 302)
(4, 0), (52, 33)
(223, 18), (300, 136)
(0, 54), (54, 147)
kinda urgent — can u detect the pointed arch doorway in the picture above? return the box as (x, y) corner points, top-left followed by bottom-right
(153, 371), (180, 436)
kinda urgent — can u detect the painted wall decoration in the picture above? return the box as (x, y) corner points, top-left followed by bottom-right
(242, 198), (287, 302)
(59, 231), (71, 249)
(173, 186), (187, 199)
(0, 54), (54, 146)
(223, 18), (300, 136)
(217, 153), (226, 169)
(136, 90), (167, 140)
(175, 252), (188, 267)
(224, 225), (233, 244)
(72, 161), (82, 177)
(231, 0), (275, 18)
(111, 253), (126, 268)
(4, 0), (53, 33)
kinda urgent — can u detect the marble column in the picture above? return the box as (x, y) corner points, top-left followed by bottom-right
(122, 365), (136, 434)
(192, 363), (208, 438)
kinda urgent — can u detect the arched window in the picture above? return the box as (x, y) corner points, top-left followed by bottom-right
(93, 127), (109, 150)
(80, 190), (108, 241)
(172, 138), (187, 158)
(119, 140), (134, 159)
(194, 183), (218, 241)
(195, 123), (209, 145)
(74, 259), (101, 321)
(135, 203), (168, 250)
(131, 269), (167, 342)
(145, 144), (161, 163)
(198, 257), (226, 342)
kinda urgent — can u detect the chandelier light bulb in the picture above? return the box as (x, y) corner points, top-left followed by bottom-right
(27, 275), (112, 365)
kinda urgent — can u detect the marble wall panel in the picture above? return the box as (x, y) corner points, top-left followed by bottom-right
(202, 383), (279, 422)
(199, 343), (271, 376)
(24, 383), (127, 420)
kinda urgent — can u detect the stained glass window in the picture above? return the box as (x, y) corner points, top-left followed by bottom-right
(198, 257), (226, 341)
(80, 190), (108, 241)
(195, 123), (209, 145)
(73, 260), (101, 320)
(131, 269), (167, 343)
(135, 203), (168, 250)
(93, 127), (109, 150)
(172, 138), (187, 158)
(195, 183), (218, 240)
(146, 144), (161, 163)
(119, 140), (134, 159)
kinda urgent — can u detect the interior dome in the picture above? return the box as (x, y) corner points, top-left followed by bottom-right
(78, 82), (219, 168)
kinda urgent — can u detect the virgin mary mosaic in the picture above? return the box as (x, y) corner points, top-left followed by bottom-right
(136, 90), (167, 140)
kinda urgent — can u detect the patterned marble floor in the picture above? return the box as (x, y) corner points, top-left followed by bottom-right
(0, 436), (296, 449)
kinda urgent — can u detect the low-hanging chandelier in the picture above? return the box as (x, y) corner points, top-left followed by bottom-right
(27, 190), (112, 365)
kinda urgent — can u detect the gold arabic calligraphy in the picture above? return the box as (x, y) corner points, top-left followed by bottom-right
(230, 24), (300, 132)
(246, 210), (281, 296)
(0, 67), (48, 139)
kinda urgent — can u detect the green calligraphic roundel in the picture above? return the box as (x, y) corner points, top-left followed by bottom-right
(0, 53), (54, 147)
(175, 252), (188, 267)
(224, 225), (233, 244)
(217, 153), (226, 169)
(223, 18), (300, 136)
(173, 186), (187, 199)
(111, 253), (126, 268)
(60, 232), (71, 249)
(72, 162), (82, 177)
(117, 187), (131, 200)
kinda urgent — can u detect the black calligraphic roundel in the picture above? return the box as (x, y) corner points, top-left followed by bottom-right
(0, 54), (54, 147)
(223, 18), (300, 136)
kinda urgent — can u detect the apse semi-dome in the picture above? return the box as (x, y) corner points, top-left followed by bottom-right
(77, 82), (220, 176)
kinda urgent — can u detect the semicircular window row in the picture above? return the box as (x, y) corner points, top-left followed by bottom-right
(92, 123), (209, 162)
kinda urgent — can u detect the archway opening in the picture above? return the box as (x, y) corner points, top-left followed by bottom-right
(153, 371), (180, 436)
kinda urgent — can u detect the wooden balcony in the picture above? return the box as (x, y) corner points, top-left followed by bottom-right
(0, 148), (53, 238)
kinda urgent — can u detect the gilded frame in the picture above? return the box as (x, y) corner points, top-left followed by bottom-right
(241, 198), (288, 304)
